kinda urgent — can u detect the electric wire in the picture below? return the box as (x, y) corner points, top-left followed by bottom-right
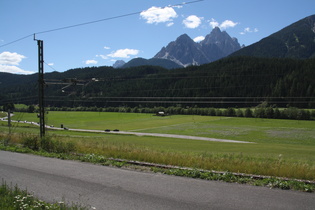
(0, 0), (203, 48)
(44, 61), (59, 72)
(0, 34), (34, 48)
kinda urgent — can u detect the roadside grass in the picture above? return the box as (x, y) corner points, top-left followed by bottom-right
(3, 112), (315, 182)
(0, 179), (87, 210)
(0, 142), (314, 193)
(1, 128), (315, 181)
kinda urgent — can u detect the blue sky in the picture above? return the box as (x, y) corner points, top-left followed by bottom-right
(0, 0), (314, 74)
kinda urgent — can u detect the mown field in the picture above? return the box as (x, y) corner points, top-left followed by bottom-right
(2, 111), (315, 180)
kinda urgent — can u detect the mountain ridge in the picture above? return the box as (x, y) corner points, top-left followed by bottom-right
(154, 27), (241, 67)
(122, 57), (182, 69)
(230, 14), (315, 59)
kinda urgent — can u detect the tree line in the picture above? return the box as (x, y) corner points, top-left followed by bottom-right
(46, 105), (314, 121)
(0, 56), (314, 108)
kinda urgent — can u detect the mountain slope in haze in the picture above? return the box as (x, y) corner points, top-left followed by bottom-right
(113, 60), (126, 68)
(154, 27), (241, 67)
(122, 57), (182, 69)
(231, 14), (315, 58)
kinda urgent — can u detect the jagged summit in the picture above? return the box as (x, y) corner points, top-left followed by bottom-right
(201, 27), (241, 55)
(154, 33), (209, 67)
(154, 27), (241, 67)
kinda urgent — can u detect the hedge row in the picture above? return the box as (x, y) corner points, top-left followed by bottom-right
(47, 106), (314, 121)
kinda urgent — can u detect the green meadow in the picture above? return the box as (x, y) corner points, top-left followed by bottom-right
(2, 111), (315, 180)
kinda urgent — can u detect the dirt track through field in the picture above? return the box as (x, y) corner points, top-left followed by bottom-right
(2, 116), (252, 143)
(60, 127), (252, 143)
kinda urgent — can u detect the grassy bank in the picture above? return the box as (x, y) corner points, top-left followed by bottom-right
(1, 111), (315, 181)
(0, 180), (87, 209)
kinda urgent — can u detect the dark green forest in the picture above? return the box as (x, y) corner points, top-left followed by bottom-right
(0, 56), (314, 108)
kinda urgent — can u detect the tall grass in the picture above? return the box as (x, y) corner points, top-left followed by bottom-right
(2, 112), (315, 181)
(73, 136), (315, 180)
(1, 130), (315, 181)
(0, 179), (87, 209)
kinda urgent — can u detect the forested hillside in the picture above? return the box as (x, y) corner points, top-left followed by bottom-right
(231, 15), (315, 59)
(0, 56), (314, 108)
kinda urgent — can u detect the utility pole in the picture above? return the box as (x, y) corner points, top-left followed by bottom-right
(8, 108), (11, 134)
(35, 36), (45, 138)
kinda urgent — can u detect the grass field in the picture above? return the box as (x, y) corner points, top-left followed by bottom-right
(2, 111), (315, 180)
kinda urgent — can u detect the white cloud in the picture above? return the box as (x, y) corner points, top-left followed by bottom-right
(0, 64), (34, 74)
(107, 49), (139, 58)
(166, 22), (174, 27)
(140, 6), (177, 25)
(0, 51), (26, 65)
(220, 20), (239, 29)
(0, 51), (33, 74)
(104, 46), (110, 50)
(209, 19), (239, 29)
(244, 27), (251, 33)
(97, 54), (108, 59)
(183, 15), (202, 29)
(48, 63), (54, 66)
(193, 36), (205, 42)
(209, 18), (219, 28)
(172, 5), (183, 9)
(240, 27), (259, 35)
(85, 60), (98, 65)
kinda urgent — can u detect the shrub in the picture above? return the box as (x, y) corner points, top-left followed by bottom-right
(265, 107), (274, 118)
(254, 108), (265, 118)
(224, 108), (236, 117)
(236, 109), (244, 117)
(273, 108), (281, 119)
(244, 108), (253, 118)
(41, 137), (76, 154)
(22, 135), (40, 151)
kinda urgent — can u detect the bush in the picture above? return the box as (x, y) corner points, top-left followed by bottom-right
(274, 108), (281, 119)
(244, 108), (253, 118)
(224, 108), (236, 117)
(254, 108), (265, 118)
(22, 135), (40, 151)
(41, 137), (76, 154)
(265, 107), (274, 118)
(236, 109), (244, 117)
(22, 135), (76, 154)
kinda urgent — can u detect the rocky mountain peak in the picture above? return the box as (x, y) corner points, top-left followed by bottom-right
(154, 27), (241, 66)
(176, 33), (192, 42)
(113, 60), (126, 68)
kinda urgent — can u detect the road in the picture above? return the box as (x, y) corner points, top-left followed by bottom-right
(0, 150), (314, 210)
(69, 128), (252, 143)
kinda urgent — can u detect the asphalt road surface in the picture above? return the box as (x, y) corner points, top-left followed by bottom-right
(1, 151), (314, 209)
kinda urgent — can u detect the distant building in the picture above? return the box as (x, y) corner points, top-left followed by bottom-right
(156, 111), (165, 116)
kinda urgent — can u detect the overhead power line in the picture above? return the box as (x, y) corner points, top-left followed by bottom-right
(0, 0), (203, 48)
(0, 34), (34, 48)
